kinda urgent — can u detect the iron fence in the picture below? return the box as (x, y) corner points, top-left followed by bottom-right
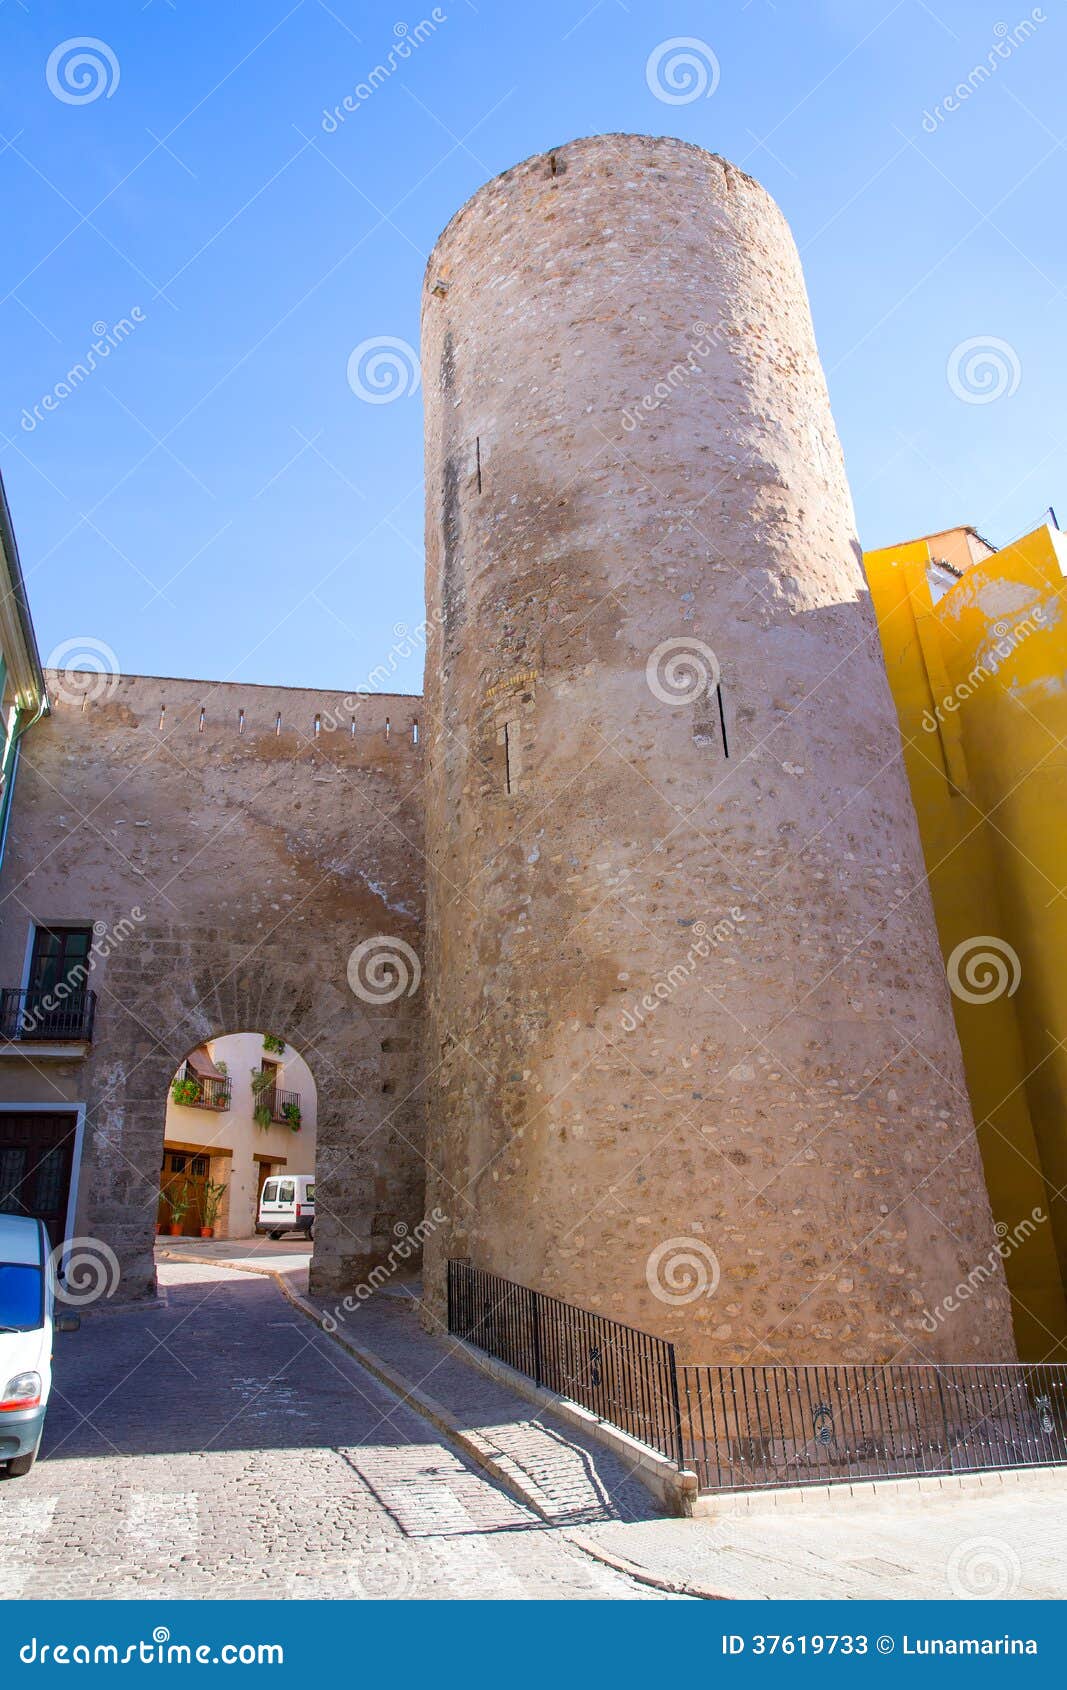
(446, 1260), (1067, 1493)
(681, 1361), (1067, 1491)
(447, 1260), (683, 1464)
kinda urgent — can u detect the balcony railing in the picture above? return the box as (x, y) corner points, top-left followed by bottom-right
(258, 1085), (301, 1125)
(175, 1067), (232, 1111)
(0, 986), (96, 1043)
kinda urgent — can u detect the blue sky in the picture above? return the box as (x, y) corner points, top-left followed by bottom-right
(1, 0), (1064, 693)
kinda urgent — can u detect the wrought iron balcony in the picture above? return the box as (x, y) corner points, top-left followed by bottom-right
(258, 1085), (302, 1126)
(0, 986), (96, 1043)
(173, 1066), (232, 1111)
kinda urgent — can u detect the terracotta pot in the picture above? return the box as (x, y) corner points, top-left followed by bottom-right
(168, 1223), (183, 1236)
(200, 1227), (214, 1239)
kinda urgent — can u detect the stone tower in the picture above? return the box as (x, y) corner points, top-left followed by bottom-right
(420, 134), (1015, 1364)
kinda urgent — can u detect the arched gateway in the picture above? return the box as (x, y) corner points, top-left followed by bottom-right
(0, 672), (427, 1301)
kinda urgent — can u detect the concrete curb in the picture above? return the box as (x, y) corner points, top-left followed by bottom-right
(159, 1250), (724, 1601)
(444, 1334), (699, 1518)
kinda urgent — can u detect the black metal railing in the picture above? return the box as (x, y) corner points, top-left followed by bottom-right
(0, 986), (96, 1042)
(447, 1261), (1067, 1494)
(447, 1260), (684, 1464)
(178, 1067), (232, 1111)
(680, 1362), (1067, 1491)
(257, 1084), (301, 1124)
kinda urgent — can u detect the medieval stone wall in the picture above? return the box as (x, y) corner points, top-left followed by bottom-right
(419, 135), (1016, 1363)
(0, 671), (425, 1299)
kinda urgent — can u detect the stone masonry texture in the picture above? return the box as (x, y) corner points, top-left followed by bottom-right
(0, 673), (425, 1300)
(418, 135), (1016, 1363)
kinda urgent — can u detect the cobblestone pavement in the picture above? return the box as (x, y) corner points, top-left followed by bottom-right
(0, 1262), (679, 1601)
(150, 1242), (1067, 1604)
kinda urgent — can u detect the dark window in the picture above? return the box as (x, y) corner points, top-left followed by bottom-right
(28, 926), (93, 999)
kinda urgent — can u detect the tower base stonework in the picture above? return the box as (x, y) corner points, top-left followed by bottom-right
(418, 135), (1016, 1364)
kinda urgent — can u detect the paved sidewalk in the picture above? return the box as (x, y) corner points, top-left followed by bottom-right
(161, 1246), (1067, 1601)
(297, 1275), (1067, 1601)
(583, 1470), (1067, 1600)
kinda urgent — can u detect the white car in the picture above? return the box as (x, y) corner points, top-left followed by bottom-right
(256, 1175), (315, 1241)
(0, 1215), (79, 1478)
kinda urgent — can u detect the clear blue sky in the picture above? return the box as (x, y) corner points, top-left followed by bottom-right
(2, 0), (1064, 693)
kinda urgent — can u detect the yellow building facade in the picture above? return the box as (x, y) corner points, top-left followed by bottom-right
(865, 522), (1067, 1358)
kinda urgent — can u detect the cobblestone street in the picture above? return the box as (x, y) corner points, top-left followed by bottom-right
(0, 1262), (674, 1601)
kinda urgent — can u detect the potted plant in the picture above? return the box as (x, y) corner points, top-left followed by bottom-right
(199, 1179), (227, 1239)
(170, 1074), (202, 1107)
(262, 1033), (286, 1055)
(281, 1100), (301, 1132)
(166, 1182), (191, 1236)
(251, 1066), (275, 1128)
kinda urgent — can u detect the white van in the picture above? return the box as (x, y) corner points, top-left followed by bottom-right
(0, 1216), (80, 1478)
(256, 1175), (315, 1241)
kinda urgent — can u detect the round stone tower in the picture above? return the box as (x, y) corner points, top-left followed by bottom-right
(420, 134), (1015, 1363)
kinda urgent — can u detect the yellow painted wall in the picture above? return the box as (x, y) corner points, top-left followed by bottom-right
(865, 524), (1067, 1359)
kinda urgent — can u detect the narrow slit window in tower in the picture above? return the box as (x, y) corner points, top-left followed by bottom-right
(716, 682), (729, 759)
(504, 719), (521, 794)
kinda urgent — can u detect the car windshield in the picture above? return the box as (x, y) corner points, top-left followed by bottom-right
(0, 1263), (44, 1331)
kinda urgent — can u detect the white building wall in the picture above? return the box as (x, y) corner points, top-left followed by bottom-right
(163, 1030), (317, 1237)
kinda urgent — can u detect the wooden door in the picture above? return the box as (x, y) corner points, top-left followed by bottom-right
(158, 1149), (210, 1236)
(0, 1112), (77, 1249)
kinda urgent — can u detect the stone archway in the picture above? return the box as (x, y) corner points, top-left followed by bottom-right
(0, 672), (428, 1304)
(77, 929), (426, 1300)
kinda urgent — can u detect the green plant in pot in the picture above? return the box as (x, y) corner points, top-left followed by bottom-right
(281, 1101), (301, 1133)
(166, 1181), (192, 1236)
(170, 1075), (202, 1107)
(251, 1066), (275, 1128)
(199, 1179), (228, 1239)
(262, 1033), (286, 1055)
